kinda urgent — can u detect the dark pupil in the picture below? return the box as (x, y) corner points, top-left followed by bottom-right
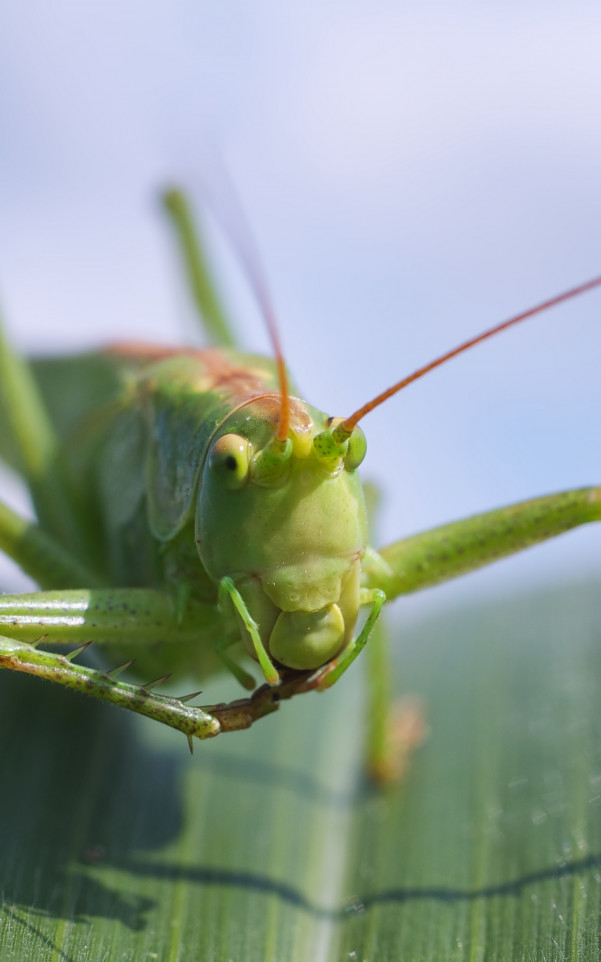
(225, 455), (237, 471)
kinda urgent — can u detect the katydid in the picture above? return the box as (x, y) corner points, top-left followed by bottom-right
(0, 190), (599, 781)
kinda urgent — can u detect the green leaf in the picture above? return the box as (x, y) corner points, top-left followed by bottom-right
(0, 579), (600, 961)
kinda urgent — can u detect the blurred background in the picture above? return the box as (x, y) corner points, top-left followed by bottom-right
(0, 0), (600, 619)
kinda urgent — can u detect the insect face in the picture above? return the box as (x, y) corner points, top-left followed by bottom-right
(195, 396), (368, 670)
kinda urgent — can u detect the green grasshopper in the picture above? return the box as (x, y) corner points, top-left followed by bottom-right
(0, 189), (599, 780)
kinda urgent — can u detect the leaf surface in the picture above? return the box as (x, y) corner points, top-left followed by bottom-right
(0, 580), (600, 961)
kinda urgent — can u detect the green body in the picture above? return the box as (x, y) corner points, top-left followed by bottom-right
(0, 190), (599, 776)
(14, 346), (368, 679)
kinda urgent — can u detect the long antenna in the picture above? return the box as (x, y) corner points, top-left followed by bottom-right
(340, 275), (601, 433)
(229, 244), (291, 442)
(174, 170), (291, 442)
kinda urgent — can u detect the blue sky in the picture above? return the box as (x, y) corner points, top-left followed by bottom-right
(1, 0), (600, 612)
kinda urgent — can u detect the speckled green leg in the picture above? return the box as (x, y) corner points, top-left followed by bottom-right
(0, 584), (319, 740)
(0, 635), (221, 740)
(363, 486), (601, 599)
(0, 586), (227, 737)
(0, 586), (282, 741)
(0, 586), (223, 646)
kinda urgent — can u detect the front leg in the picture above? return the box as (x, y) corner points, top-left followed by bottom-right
(0, 587), (230, 744)
(0, 635), (222, 742)
(0, 587), (316, 742)
(0, 587), (222, 647)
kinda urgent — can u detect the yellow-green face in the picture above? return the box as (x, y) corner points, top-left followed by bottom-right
(195, 397), (368, 670)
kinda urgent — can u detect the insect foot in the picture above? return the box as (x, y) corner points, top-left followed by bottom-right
(204, 669), (317, 733)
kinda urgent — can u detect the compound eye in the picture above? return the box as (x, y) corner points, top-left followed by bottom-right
(209, 434), (251, 490)
(345, 425), (367, 471)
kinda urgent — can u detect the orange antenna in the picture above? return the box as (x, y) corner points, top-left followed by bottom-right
(341, 275), (601, 433)
(190, 168), (290, 441)
(241, 265), (290, 442)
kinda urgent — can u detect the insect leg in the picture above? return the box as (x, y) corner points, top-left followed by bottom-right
(0, 586), (234, 740)
(218, 577), (280, 685)
(0, 634), (221, 740)
(363, 486), (601, 598)
(0, 587), (222, 647)
(313, 588), (386, 690)
(0, 497), (101, 590)
(213, 633), (257, 690)
(356, 481), (407, 779)
(162, 188), (237, 348)
(0, 316), (86, 553)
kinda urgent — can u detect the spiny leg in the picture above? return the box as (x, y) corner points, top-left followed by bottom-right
(0, 500), (320, 741)
(0, 635), (221, 740)
(0, 585), (265, 741)
(0, 583), (318, 741)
